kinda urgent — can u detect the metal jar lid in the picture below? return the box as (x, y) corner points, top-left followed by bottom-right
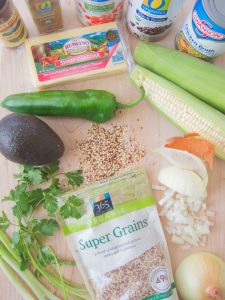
(203, 0), (225, 29)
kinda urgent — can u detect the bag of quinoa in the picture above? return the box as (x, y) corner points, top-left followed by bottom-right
(60, 167), (178, 300)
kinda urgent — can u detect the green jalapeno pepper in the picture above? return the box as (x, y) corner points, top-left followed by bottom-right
(1, 88), (144, 123)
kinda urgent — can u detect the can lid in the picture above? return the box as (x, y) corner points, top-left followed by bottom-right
(203, 0), (225, 29)
(0, 0), (7, 10)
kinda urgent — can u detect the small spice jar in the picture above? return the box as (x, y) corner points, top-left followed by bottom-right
(76, 0), (124, 26)
(26, 0), (63, 34)
(176, 0), (225, 61)
(127, 0), (184, 41)
(0, 0), (28, 47)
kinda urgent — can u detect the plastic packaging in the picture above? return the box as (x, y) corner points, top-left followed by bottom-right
(25, 22), (129, 89)
(127, 0), (184, 42)
(60, 168), (178, 300)
(26, 0), (63, 34)
(176, 0), (225, 61)
(0, 0), (28, 47)
(76, 0), (124, 26)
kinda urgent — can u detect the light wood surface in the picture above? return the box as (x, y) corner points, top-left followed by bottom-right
(0, 0), (225, 299)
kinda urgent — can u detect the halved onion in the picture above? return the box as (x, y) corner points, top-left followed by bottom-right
(158, 166), (207, 198)
(154, 147), (208, 187)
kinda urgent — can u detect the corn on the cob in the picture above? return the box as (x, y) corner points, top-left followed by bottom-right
(134, 43), (225, 113)
(130, 66), (225, 160)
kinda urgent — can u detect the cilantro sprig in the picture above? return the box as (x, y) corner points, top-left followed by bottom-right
(0, 161), (89, 300)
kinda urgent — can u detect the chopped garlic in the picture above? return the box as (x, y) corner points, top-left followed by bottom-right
(202, 203), (207, 210)
(172, 235), (184, 244)
(206, 210), (216, 217)
(158, 193), (174, 206)
(164, 189), (175, 196)
(157, 186), (214, 248)
(182, 235), (199, 246)
(154, 149), (214, 249)
(166, 227), (172, 234)
(164, 199), (174, 210)
(174, 214), (190, 224)
(208, 221), (214, 227)
(181, 245), (191, 251)
(152, 184), (166, 191)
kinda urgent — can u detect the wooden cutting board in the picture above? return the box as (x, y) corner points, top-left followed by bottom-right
(0, 0), (225, 299)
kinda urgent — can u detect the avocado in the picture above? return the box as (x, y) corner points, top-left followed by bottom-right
(0, 113), (64, 165)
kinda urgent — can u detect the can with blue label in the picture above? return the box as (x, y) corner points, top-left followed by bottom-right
(176, 0), (225, 61)
(127, 0), (184, 41)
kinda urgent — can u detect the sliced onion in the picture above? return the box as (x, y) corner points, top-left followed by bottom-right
(154, 147), (208, 187)
(158, 166), (207, 198)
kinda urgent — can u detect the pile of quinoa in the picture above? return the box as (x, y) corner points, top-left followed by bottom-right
(89, 243), (167, 300)
(76, 124), (145, 184)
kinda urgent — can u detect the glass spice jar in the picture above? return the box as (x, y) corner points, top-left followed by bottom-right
(0, 0), (28, 47)
(26, 0), (63, 34)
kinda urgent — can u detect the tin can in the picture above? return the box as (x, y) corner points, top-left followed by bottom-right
(126, 0), (184, 41)
(76, 0), (124, 26)
(176, 0), (225, 61)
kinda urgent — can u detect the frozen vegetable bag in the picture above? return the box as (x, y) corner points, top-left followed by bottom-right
(60, 168), (178, 300)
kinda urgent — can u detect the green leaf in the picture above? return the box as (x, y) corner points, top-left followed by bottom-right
(15, 162), (60, 186)
(37, 245), (55, 267)
(12, 188), (44, 218)
(12, 231), (21, 245)
(43, 193), (58, 215)
(47, 178), (63, 196)
(27, 169), (43, 185)
(37, 219), (58, 236)
(34, 269), (42, 279)
(15, 165), (46, 185)
(59, 196), (84, 219)
(0, 211), (10, 231)
(3, 183), (27, 202)
(11, 231), (34, 270)
(12, 194), (31, 218)
(43, 161), (60, 176)
(27, 189), (44, 206)
(20, 260), (29, 271)
(65, 170), (84, 187)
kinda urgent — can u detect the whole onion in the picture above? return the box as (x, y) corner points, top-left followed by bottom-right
(175, 252), (225, 300)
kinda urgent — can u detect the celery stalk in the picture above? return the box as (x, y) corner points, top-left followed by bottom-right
(0, 243), (46, 300)
(0, 229), (19, 262)
(0, 256), (35, 300)
(23, 240), (89, 299)
(0, 231), (61, 300)
(0, 229), (89, 300)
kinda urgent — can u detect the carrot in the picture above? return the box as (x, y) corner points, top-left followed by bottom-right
(165, 133), (215, 168)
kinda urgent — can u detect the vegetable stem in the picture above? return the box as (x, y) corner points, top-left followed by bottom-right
(23, 239), (88, 299)
(0, 239), (60, 300)
(0, 243), (46, 300)
(116, 87), (145, 109)
(46, 246), (68, 300)
(0, 229), (20, 262)
(0, 256), (35, 300)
